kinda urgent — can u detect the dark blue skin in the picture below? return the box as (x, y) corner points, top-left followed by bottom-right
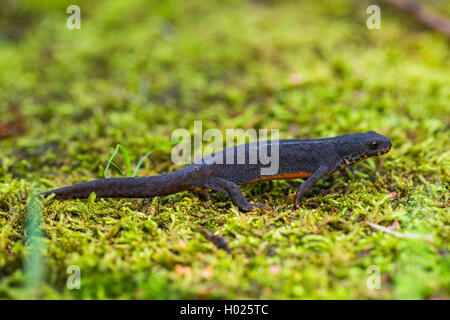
(40, 131), (392, 211)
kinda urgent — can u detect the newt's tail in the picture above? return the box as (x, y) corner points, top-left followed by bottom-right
(41, 169), (195, 200)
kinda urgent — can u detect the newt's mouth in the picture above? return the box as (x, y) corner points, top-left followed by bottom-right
(376, 146), (391, 156)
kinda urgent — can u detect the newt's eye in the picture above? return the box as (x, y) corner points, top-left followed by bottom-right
(368, 141), (379, 150)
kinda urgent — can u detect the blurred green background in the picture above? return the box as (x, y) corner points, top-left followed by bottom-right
(0, 0), (448, 299)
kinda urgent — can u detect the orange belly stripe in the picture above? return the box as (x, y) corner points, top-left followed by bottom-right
(245, 171), (312, 184)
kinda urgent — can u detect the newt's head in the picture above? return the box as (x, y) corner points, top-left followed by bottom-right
(337, 131), (392, 168)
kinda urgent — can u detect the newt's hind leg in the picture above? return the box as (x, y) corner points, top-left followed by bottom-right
(208, 177), (268, 212)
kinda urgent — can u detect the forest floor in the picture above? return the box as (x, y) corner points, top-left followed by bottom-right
(0, 0), (448, 299)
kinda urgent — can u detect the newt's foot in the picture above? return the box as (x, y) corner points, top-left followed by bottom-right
(252, 203), (270, 210)
(240, 203), (270, 212)
(289, 194), (297, 206)
(294, 194), (303, 209)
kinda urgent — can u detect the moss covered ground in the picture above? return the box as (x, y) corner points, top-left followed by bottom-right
(0, 0), (449, 299)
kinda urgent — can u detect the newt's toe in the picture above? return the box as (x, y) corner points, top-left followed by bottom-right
(252, 203), (270, 210)
(238, 203), (270, 212)
(294, 195), (302, 209)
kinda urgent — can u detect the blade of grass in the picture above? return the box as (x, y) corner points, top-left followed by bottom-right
(119, 145), (133, 177)
(105, 144), (132, 177)
(105, 140), (181, 178)
(132, 140), (181, 177)
(104, 144), (122, 178)
(105, 159), (125, 176)
(24, 190), (45, 299)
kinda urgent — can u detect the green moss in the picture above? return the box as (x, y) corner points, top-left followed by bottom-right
(0, 0), (449, 299)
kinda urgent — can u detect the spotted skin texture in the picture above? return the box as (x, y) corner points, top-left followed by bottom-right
(41, 131), (392, 211)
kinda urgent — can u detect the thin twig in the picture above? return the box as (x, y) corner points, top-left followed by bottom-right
(380, 0), (450, 37)
(199, 227), (231, 254)
(367, 222), (434, 241)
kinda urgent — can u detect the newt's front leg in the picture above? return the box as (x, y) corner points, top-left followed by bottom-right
(294, 166), (330, 208)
